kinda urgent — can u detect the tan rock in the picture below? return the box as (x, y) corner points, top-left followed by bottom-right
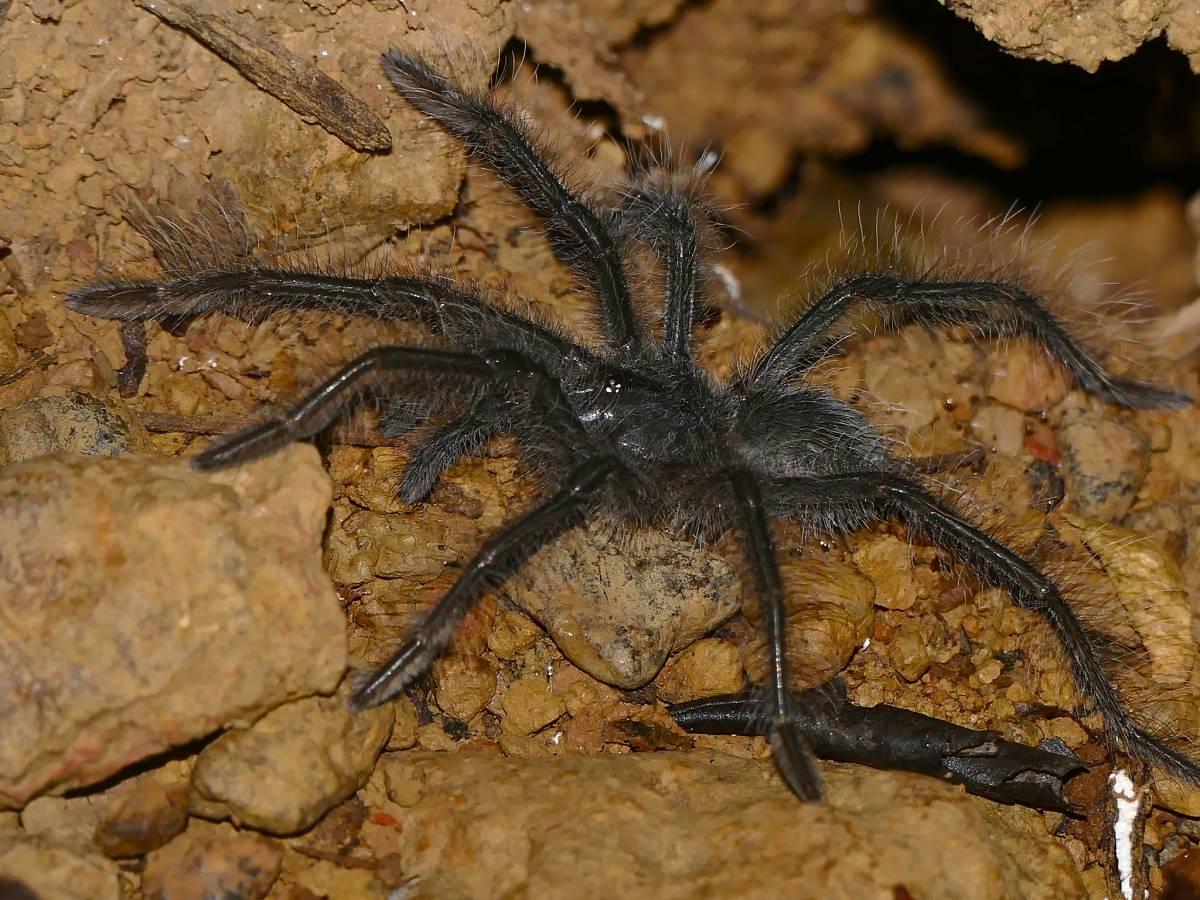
(0, 835), (121, 900)
(864, 354), (939, 434)
(505, 513), (740, 688)
(387, 696), (420, 752)
(1039, 717), (1089, 749)
(971, 402), (1027, 456)
(369, 751), (1084, 898)
(0, 391), (148, 464)
(0, 446), (345, 809)
(742, 557), (876, 690)
(1066, 515), (1196, 687)
(986, 340), (1070, 412)
(501, 675), (567, 735)
(975, 658), (1004, 685)
(487, 609), (544, 660)
(94, 775), (189, 859)
(655, 639), (745, 704)
(285, 854), (391, 900)
(853, 534), (919, 611)
(17, 760), (190, 858)
(1059, 410), (1149, 521)
(189, 681), (394, 836)
(433, 653), (498, 721)
(142, 821), (281, 900)
(939, 0), (1199, 73)
(19, 793), (106, 854)
(889, 625), (932, 683)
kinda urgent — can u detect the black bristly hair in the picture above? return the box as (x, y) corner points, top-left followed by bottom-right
(66, 49), (1200, 801)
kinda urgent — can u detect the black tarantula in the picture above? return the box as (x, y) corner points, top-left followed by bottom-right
(68, 50), (1200, 802)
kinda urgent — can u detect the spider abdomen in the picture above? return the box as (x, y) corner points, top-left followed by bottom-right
(733, 387), (892, 480)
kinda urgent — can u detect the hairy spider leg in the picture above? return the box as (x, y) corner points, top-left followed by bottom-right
(397, 400), (500, 502)
(381, 51), (641, 351)
(618, 183), (703, 360)
(68, 273), (586, 375)
(351, 454), (621, 708)
(748, 274), (1191, 408)
(767, 471), (1200, 785)
(728, 469), (823, 801)
(191, 347), (489, 469)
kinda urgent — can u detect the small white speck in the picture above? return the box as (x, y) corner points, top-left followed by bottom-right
(696, 149), (720, 174)
(174, 134), (191, 148)
(860, 638), (870, 650)
(1110, 768), (1141, 900)
(641, 113), (666, 131)
(711, 263), (742, 304)
(318, 49), (329, 58)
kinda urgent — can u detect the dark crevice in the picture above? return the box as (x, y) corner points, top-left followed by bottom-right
(750, 2), (1200, 213)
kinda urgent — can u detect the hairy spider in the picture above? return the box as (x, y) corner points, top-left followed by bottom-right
(67, 49), (1200, 802)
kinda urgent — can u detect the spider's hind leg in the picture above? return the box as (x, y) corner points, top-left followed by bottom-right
(728, 468), (823, 801)
(768, 471), (1200, 787)
(749, 274), (1190, 409)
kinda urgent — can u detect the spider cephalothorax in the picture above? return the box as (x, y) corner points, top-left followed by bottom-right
(67, 50), (1200, 802)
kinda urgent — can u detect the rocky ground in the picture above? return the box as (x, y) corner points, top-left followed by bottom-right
(5, 1), (1200, 898)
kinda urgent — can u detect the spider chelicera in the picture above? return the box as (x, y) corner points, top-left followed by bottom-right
(67, 49), (1200, 801)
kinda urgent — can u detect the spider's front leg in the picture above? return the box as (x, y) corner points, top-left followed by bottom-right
(748, 275), (1190, 409)
(767, 471), (1200, 786)
(352, 453), (621, 708)
(381, 51), (642, 351)
(727, 469), (823, 801)
(617, 180), (705, 361)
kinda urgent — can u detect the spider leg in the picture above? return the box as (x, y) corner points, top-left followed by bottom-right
(194, 337), (596, 472)
(381, 51), (641, 351)
(619, 183), (701, 360)
(767, 470), (1200, 784)
(727, 468), (823, 801)
(351, 454), (622, 709)
(748, 275), (1190, 408)
(68, 273), (586, 375)
(192, 346), (491, 470)
(397, 402), (499, 503)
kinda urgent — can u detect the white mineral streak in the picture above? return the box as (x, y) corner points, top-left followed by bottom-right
(1110, 768), (1141, 900)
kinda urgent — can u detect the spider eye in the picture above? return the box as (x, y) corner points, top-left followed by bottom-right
(603, 377), (622, 394)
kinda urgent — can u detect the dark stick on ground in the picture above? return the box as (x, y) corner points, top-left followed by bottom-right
(669, 684), (1087, 812)
(130, 0), (392, 153)
(117, 320), (149, 398)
